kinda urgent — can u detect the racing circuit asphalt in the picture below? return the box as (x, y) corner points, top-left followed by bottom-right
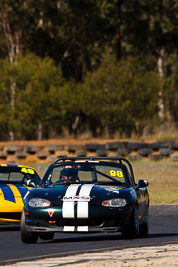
(0, 205), (178, 265)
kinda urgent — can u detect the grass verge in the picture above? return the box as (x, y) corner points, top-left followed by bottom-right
(133, 160), (178, 205)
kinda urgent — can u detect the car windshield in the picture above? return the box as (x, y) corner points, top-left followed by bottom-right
(42, 162), (131, 187)
(0, 166), (41, 184)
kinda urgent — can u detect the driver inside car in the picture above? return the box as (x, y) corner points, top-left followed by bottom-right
(60, 165), (80, 182)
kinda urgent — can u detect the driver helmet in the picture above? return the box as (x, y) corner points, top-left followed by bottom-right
(61, 165), (79, 181)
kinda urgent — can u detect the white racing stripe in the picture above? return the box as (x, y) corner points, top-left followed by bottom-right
(63, 226), (89, 232)
(62, 184), (94, 220)
(62, 184), (80, 218)
(77, 184), (94, 218)
(77, 226), (88, 232)
(63, 226), (75, 232)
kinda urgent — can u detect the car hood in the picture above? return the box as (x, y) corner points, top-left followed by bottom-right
(33, 183), (136, 203)
(0, 183), (29, 201)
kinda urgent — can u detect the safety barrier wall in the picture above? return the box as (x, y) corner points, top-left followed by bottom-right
(0, 141), (178, 163)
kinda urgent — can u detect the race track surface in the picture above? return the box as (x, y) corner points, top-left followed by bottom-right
(0, 205), (178, 265)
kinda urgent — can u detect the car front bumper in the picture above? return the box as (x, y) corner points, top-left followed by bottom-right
(24, 204), (134, 233)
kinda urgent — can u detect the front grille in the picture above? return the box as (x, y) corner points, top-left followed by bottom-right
(56, 218), (104, 227)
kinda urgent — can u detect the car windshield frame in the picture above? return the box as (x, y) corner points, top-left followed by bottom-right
(41, 161), (132, 187)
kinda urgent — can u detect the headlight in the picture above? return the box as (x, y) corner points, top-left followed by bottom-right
(29, 198), (51, 208)
(102, 198), (127, 207)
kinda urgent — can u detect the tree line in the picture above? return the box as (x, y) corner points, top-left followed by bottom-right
(0, 0), (177, 140)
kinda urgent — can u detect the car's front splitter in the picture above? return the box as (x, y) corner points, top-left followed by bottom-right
(26, 224), (123, 233)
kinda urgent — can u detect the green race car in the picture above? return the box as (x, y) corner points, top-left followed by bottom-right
(21, 157), (149, 243)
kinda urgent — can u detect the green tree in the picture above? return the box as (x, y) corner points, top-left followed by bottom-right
(15, 54), (65, 139)
(80, 54), (161, 136)
(0, 58), (12, 139)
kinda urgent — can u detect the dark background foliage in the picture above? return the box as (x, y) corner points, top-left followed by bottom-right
(0, 0), (177, 140)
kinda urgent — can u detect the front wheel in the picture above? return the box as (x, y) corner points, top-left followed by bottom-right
(121, 206), (139, 239)
(139, 217), (149, 237)
(21, 209), (38, 244)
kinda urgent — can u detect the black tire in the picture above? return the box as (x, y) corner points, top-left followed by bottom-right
(85, 143), (105, 152)
(139, 217), (149, 237)
(39, 232), (54, 240)
(117, 148), (131, 157)
(121, 206), (139, 239)
(159, 147), (172, 157)
(127, 142), (146, 151)
(170, 142), (178, 150)
(66, 145), (83, 152)
(96, 149), (108, 157)
(76, 149), (87, 157)
(106, 142), (128, 151)
(20, 210), (38, 244)
(149, 142), (166, 151)
(149, 154), (163, 161)
(138, 148), (152, 157)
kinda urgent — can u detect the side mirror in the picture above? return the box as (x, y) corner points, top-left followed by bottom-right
(25, 180), (36, 188)
(137, 179), (149, 188)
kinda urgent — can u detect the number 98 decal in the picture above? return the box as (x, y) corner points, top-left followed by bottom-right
(110, 170), (123, 177)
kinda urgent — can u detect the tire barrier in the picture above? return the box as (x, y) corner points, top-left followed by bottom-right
(15, 151), (27, 159)
(106, 141), (128, 151)
(149, 154), (163, 161)
(96, 149), (108, 157)
(127, 142), (148, 151)
(46, 145), (64, 153)
(0, 141), (178, 163)
(170, 142), (178, 150)
(138, 148), (152, 157)
(148, 142), (169, 151)
(117, 148), (131, 157)
(85, 143), (105, 151)
(65, 145), (84, 153)
(4, 145), (23, 153)
(159, 147), (173, 157)
(25, 145), (43, 154)
(76, 149), (87, 157)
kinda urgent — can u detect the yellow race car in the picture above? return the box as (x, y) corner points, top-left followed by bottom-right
(0, 164), (41, 224)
